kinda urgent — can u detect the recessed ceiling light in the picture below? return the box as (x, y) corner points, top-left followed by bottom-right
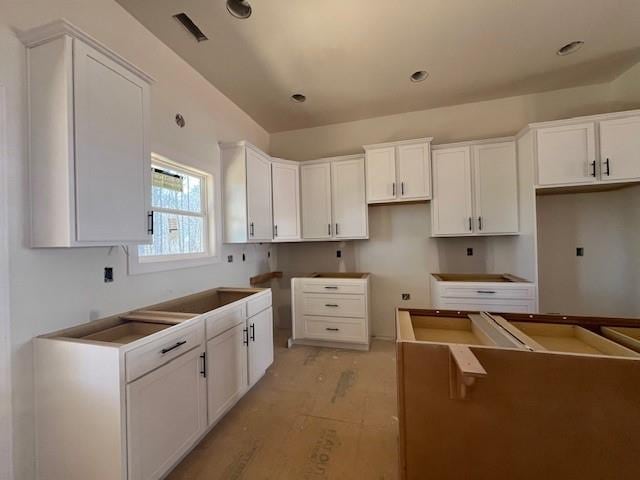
(226, 0), (252, 19)
(291, 93), (306, 103)
(410, 70), (429, 82)
(557, 41), (584, 56)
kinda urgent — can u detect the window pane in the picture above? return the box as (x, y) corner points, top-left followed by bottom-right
(138, 212), (205, 257)
(151, 165), (203, 213)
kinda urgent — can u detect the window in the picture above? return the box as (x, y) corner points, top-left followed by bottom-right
(129, 154), (217, 274)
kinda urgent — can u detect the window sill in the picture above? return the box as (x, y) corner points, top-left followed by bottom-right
(128, 250), (220, 275)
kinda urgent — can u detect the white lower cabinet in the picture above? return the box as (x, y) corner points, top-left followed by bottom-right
(127, 346), (207, 480)
(248, 307), (275, 386)
(35, 288), (273, 480)
(206, 322), (248, 426)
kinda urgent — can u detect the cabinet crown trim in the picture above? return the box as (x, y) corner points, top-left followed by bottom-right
(363, 137), (433, 150)
(432, 136), (515, 150)
(17, 19), (155, 84)
(301, 153), (364, 165)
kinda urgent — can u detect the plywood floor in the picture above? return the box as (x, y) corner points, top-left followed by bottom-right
(167, 329), (399, 480)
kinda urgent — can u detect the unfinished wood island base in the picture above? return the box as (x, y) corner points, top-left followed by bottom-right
(396, 308), (640, 480)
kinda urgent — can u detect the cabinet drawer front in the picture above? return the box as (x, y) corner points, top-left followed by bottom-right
(302, 281), (366, 295)
(302, 294), (365, 318)
(438, 284), (535, 300)
(248, 291), (272, 318)
(304, 317), (367, 343)
(206, 304), (246, 340)
(437, 299), (536, 314)
(126, 322), (204, 383)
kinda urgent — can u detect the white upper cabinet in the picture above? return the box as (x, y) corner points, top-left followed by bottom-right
(432, 140), (519, 237)
(271, 160), (301, 241)
(220, 141), (273, 243)
(21, 20), (153, 247)
(431, 147), (473, 236)
(397, 142), (431, 200)
(599, 115), (640, 183)
(301, 156), (368, 240)
(473, 142), (519, 235)
(332, 157), (368, 239)
(536, 122), (596, 187)
(534, 111), (640, 188)
(364, 138), (432, 204)
(301, 162), (333, 240)
(365, 147), (396, 202)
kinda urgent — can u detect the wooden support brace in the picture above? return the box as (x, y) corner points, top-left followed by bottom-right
(449, 345), (487, 400)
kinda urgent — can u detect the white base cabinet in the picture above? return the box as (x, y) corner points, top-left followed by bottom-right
(35, 288), (273, 480)
(292, 274), (371, 350)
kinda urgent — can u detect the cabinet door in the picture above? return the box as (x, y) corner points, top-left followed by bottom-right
(246, 148), (273, 241)
(301, 162), (332, 239)
(271, 162), (301, 241)
(206, 323), (248, 426)
(365, 147), (396, 203)
(127, 347), (207, 480)
(536, 122), (596, 186)
(599, 115), (640, 183)
(248, 307), (274, 387)
(431, 147), (473, 236)
(331, 158), (368, 239)
(397, 143), (431, 200)
(73, 39), (151, 243)
(473, 142), (519, 234)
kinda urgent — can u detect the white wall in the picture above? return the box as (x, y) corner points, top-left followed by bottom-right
(0, 1), (273, 478)
(537, 186), (640, 316)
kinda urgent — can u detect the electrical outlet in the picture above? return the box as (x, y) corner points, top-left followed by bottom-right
(467, 247), (473, 256)
(104, 267), (114, 283)
(227, 255), (233, 263)
(576, 247), (584, 257)
(336, 250), (342, 258)
(402, 293), (410, 301)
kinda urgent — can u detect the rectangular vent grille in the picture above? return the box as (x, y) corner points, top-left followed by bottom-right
(173, 13), (208, 42)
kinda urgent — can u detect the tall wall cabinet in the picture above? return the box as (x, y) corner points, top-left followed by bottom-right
(20, 20), (154, 247)
(364, 138), (433, 203)
(300, 155), (368, 240)
(431, 139), (519, 236)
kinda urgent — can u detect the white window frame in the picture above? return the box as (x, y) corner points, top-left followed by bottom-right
(128, 153), (219, 275)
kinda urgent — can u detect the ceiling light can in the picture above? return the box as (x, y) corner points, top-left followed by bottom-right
(557, 41), (584, 56)
(227, 0), (252, 19)
(291, 93), (306, 103)
(410, 70), (429, 82)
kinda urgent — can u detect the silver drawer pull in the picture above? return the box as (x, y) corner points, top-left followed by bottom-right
(161, 340), (187, 354)
(476, 290), (496, 294)
(324, 304), (339, 307)
(324, 286), (339, 290)
(326, 327), (340, 331)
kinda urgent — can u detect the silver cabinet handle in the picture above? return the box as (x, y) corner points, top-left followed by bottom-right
(243, 328), (248, 345)
(392, 182), (396, 196)
(590, 160), (596, 177)
(401, 182), (405, 195)
(147, 211), (154, 235)
(604, 158), (611, 176)
(468, 217), (473, 231)
(325, 304), (339, 307)
(335, 223), (339, 235)
(328, 223), (331, 236)
(249, 222), (254, 236)
(324, 286), (339, 289)
(476, 290), (496, 294)
(478, 217), (483, 231)
(326, 327), (340, 331)
(250, 323), (255, 341)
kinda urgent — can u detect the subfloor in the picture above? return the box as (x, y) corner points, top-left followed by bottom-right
(168, 329), (399, 479)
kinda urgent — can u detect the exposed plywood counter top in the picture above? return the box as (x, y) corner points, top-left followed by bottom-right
(431, 273), (530, 283)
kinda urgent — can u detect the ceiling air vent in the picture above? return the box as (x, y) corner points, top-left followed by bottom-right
(173, 13), (208, 42)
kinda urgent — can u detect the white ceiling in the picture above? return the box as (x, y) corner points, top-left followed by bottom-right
(116, 0), (640, 132)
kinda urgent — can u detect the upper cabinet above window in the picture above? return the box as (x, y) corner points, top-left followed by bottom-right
(533, 111), (640, 189)
(364, 138), (432, 204)
(20, 20), (154, 247)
